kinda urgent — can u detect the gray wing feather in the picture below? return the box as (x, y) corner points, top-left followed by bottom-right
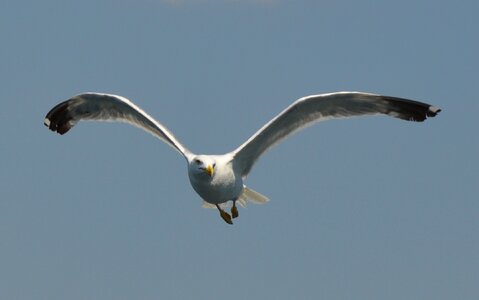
(233, 91), (441, 176)
(44, 93), (190, 157)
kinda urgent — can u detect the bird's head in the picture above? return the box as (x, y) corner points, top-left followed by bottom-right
(188, 155), (216, 178)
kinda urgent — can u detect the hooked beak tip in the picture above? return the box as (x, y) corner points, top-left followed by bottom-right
(206, 165), (214, 177)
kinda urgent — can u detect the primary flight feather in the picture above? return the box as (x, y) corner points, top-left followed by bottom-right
(44, 92), (441, 224)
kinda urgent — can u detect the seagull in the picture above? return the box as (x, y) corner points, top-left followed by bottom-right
(44, 92), (441, 224)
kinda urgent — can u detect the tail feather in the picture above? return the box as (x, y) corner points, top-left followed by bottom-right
(201, 186), (269, 209)
(242, 186), (269, 205)
(237, 193), (248, 208)
(202, 201), (217, 209)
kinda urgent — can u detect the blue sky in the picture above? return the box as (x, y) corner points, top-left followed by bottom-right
(1, 0), (478, 299)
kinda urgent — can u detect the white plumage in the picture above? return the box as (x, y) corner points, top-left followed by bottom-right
(44, 92), (440, 224)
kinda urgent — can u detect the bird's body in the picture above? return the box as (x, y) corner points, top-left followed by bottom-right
(187, 154), (243, 205)
(44, 92), (441, 224)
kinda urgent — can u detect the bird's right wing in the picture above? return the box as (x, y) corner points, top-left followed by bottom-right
(44, 93), (191, 158)
(232, 92), (441, 177)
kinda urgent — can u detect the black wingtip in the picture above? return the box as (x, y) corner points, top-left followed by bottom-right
(427, 106), (441, 118)
(383, 95), (442, 122)
(44, 101), (74, 134)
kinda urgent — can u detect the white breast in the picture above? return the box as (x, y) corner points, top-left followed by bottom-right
(188, 159), (243, 204)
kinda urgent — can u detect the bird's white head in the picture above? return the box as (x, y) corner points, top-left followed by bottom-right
(188, 155), (216, 179)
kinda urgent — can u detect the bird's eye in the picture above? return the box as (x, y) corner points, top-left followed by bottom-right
(195, 159), (201, 164)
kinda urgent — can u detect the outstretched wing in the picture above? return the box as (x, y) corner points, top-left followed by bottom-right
(233, 91), (441, 176)
(44, 93), (191, 158)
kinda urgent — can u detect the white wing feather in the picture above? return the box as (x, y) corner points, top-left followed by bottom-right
(44, 93), (190, 158)
(232, 91), (440, 176)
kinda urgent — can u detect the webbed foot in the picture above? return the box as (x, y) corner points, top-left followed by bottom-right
(231, 205), (239, 219)
(220, 210), (233, 224)
(216, 204), (233, 225)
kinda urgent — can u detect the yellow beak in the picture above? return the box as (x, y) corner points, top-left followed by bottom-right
(205, 164), (214, 177)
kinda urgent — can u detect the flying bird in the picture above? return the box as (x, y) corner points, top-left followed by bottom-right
(44, 92), (441, 224)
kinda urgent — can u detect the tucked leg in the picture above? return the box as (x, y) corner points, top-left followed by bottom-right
(231, 200), (239, 219)
(216, 204), (233, 225)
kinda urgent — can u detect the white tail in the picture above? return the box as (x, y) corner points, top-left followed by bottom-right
(242, 186), (269, 204)
(202, 186), (269, 209)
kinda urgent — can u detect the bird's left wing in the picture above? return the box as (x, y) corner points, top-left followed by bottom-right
(232, 92), (441, 177)
(44, 93), (191, 158)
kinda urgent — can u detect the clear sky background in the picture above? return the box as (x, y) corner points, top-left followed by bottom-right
(1, 0), (478, 299)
